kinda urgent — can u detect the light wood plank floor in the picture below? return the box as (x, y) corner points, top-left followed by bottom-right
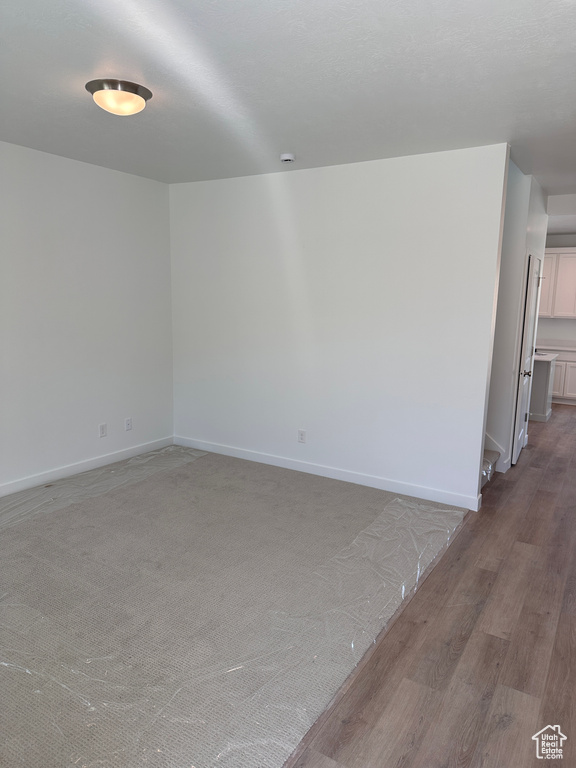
(284, 404), (576, 768)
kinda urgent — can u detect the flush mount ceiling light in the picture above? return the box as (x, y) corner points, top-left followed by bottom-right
(85, 79), (152, 116)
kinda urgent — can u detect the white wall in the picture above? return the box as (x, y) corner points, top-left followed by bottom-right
(545, 234), (576, 248)
(547, 194), (576, 216)
(538, 318), (576, 343)
(171, 144), (509, 510)
(526, 177), (549, 262)
(485, 166), (547, 471)
(0, 142), (173, 494)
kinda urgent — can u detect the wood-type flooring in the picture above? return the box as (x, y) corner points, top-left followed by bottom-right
(284, 404), (576, 768)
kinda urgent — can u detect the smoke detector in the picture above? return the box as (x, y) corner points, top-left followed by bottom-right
(280, 153), (295, 163)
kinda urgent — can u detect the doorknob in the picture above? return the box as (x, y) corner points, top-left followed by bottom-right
(522, 370), (532, 377)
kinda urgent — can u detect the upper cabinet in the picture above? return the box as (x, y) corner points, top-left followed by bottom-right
(539, 253), (556, 317)
(539, 249), (576, 318)
(553, 254), (576, 316)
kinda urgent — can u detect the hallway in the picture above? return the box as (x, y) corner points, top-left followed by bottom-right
(286, 404), (576, 767)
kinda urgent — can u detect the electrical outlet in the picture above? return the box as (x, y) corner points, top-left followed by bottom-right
(125, 417), (132, 431)
(298, 429), (306, 443)
(99, 423), (107, 438)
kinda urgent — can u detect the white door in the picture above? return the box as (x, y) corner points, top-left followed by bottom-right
(512, 255), (541, 465)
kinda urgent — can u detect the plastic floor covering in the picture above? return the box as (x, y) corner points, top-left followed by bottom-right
(0, 448), (465, 767)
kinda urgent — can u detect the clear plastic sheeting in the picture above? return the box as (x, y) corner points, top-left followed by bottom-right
(0, 449), (465, 768)
(0, 445), (207, 530)
(481, 449), (500, 488)
(215, 499), (465, 767)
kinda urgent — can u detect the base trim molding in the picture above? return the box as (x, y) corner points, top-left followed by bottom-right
(3, 435), (481, 511)
(174, 436), (479, 511)
(0, 438), (174, 498)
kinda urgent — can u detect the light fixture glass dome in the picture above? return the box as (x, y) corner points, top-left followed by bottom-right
(85, 79), (152, 116)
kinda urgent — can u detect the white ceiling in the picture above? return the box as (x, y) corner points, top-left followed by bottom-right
(2, 0), (576, 192)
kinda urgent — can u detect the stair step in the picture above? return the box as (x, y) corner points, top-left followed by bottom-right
(481, 449), (500, 488)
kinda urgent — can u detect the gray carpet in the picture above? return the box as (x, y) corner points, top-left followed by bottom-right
(0, 449), (465, 767)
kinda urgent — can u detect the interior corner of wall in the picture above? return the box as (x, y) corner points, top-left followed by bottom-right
(483, 431), (505, 456)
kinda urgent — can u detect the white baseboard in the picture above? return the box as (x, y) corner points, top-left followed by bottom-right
(495, 456), (511, 473)
(0, 437), (174, 498)
(529, 411), (551, 423)
(2, 434), (481, 511)
(174, 436), (479, 511)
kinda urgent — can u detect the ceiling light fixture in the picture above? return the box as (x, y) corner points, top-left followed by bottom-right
(85, 79), (153, 116)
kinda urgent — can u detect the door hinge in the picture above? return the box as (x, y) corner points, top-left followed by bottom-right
(525, 412), (529, 422)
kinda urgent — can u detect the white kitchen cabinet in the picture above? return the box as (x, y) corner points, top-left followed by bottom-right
(539, 250), (576, 318)
(539, 253), (556, 317)
(530, 354), (558, 421)
(564, 363), (576, 398)
(537, 345), (576, 403)
(553, 255), (576, 317)
(552, 361), (566, 397)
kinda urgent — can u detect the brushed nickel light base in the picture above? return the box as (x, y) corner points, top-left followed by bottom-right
(85, 79), (152, 116)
